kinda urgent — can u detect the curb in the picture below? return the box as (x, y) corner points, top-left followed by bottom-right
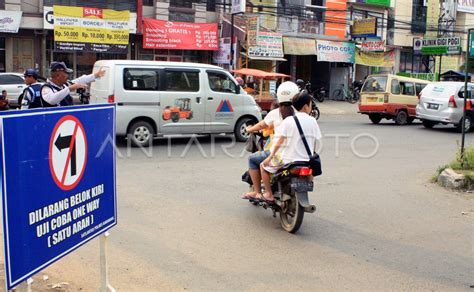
(438, 168), (470, 190)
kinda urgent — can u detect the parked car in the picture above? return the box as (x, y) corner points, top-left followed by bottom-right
(89, 60), (262, 147)
(416, 82), (474, 132)
(358, 74), (431, 125)
(0, 73), (46, 107)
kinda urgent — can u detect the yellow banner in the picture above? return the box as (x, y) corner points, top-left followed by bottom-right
(53, 5), (129, 45)
(283, 37), (316, 55)
(355, 48), (395, 67)
(352, 18), (377, 37)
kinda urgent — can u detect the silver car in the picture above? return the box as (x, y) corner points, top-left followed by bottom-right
(0, 73), (47, 107)
(416, 81), (474, 132)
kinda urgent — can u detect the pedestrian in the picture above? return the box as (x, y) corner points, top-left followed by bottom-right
(40, 61), (106, 107)
(0, 89), (9, 110)
(21, 69), (43, 109)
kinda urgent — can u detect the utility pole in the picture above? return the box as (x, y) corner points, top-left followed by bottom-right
(461, 28), (472, 167)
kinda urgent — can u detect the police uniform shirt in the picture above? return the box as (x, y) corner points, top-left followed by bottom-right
(21, 82), (43, 110)
(41, 74), (96, 106)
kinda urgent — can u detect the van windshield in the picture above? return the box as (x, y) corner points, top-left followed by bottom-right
(362, 76), (387, 93)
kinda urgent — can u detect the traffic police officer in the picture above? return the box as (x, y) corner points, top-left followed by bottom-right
(21, 69), (43, 109)
(40, 61), (106, 107)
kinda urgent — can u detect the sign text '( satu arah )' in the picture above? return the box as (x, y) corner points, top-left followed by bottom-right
(28, 184), (105, 247)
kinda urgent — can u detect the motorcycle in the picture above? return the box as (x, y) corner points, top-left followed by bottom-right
(352, 80), (363, 103)
(242, 141), (317, 233)
(312, 86), (326, 103)
(303, 82), (321, 120)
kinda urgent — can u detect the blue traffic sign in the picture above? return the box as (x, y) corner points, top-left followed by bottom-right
(0, 104), (117, 290)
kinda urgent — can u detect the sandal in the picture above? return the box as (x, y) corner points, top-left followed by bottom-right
(241, 191), (257, 200)
(255, 193), (275, 204)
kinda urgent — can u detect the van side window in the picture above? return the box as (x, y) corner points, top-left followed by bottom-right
(208, 72), (237, 93)
(415, 83), (426, 95)
(123, 69), (159, 91)
(164, 71), (200, 92)
(391, 79), (400, 94)
(400, 82), (415, 95)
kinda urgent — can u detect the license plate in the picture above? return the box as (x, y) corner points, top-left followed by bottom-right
(291, 179), (314, 192)
(427, 103), (439, 110)
(367, 97), (378, 102)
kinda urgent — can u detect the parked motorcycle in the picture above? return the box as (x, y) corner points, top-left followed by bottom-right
(301, 81), (321, 120)
(242, 144), (317, 233)
(312, 86), (326, 103)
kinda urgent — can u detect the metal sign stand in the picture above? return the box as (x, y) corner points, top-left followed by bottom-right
(99, 232), (116, 292)
(16, 278), (33, 292)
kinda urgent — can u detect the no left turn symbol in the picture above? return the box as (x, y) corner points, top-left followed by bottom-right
(49, 115), (88, 191)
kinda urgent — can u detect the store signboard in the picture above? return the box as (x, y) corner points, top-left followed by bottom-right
(317, 40), (355, 63)
(0, 10), (22, 33)
(248, 32), (284, 58)
(351, 18), (377, 38)
(361, 40), (385, 52)
(44, 7), (137, 33)
(413, 37), (461, 55)
(53, 5), (130, 53)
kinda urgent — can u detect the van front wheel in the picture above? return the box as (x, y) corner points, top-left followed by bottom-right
(128, 121), (154, 147)
(235, 117), (256, 142)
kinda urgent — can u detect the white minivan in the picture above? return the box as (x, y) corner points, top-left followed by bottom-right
(416, 82), (474, 132)
(89, 60), (262, 146)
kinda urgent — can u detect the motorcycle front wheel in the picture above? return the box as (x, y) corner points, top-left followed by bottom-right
(280, 193), (305, 233)
(311, 107), (320, 120)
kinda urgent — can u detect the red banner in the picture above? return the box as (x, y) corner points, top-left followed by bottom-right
(143, 18), (219, 51)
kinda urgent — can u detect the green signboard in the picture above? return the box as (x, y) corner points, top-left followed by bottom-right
(359, 0), (391, 7)
(414, 37), (461, 56)
(470, 32), (474, 57)
(397, 72), (439, 82)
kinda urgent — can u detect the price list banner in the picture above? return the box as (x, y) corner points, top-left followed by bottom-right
(143, 18), (219, 51)
(53, 5), (130, 53)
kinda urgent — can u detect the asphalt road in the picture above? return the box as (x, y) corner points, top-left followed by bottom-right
(2, 105), (473, 291)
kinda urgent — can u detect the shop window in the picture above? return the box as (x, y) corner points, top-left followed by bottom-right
(391, 79), (400, 94)
(169, 10), (194, 22)
(206, 0), (216, 11)
(143, 0), (154, 6)
(208, 72), (237, 93)
(123, 68), (159, 91)
(164, 71), (199, 92)
(170, 0), (192, 8)
(400, 82), (415, 96)
(411, 0), (427, 33)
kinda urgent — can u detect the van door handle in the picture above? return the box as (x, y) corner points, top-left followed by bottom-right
(196, 97), (201, 104)
(17, 86), (23, 88)
(207, 97), (214, 101)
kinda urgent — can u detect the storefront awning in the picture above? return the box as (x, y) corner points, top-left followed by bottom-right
(232, 68), (290, 79)
(247, 56), (287, 61)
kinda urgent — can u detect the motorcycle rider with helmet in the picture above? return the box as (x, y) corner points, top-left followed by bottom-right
(242, 81), (299, 200)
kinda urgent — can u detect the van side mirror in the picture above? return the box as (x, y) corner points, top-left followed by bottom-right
(235, 85), (241, 94)
(458, 91), (464, 99)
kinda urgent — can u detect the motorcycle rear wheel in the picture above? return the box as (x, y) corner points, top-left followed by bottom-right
(280, 193), (305, 233)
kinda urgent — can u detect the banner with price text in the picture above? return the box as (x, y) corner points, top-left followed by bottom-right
(53, 5), (130, 53)
(143, 18), (219, 51)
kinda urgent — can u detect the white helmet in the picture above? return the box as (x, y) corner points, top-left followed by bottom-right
(277, 81), (299, 104)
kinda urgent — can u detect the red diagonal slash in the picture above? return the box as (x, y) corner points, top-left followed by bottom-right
(61, 123), (79, 185)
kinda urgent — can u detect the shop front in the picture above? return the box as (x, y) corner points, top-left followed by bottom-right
(316, 40), (356, 99)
